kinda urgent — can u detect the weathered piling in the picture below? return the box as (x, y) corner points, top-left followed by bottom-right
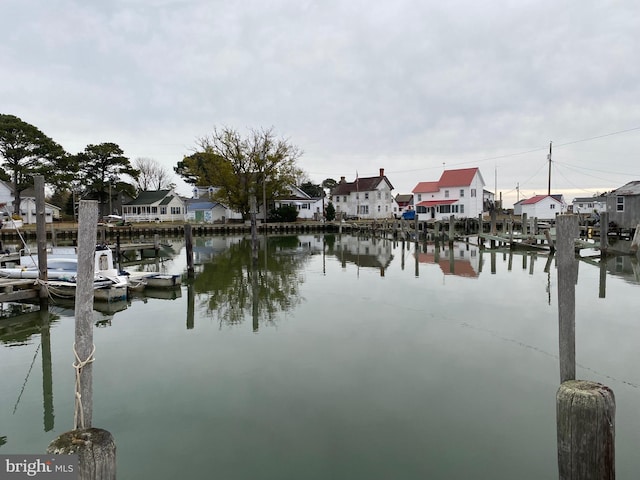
(556, 214), (615, 479)
(47, 200), (116, 480)
(35, 175), (48, 307)
(557, 215), (578, 383)
(557, 381), (615, 479)
(185, 224), (194, 279)
(600, 212), (609, 252)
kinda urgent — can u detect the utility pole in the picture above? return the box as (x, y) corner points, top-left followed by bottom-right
(547, 141), (552, 196)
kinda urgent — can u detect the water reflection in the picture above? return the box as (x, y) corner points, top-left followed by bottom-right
(413, 241), (481, 277)
(0, 307), (57, 433)
(326, 235), (393, 275)
(193, 236), (314, 330)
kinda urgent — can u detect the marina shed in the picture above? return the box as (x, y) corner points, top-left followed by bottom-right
(606, 180), (640, 228)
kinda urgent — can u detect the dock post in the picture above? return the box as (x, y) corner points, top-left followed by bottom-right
(185, 224), (194, 279)
(522, 213), (528, 235)
(449, 215), (455, 244)
(557, 380), (615, 480)
(34, 175), (48, 307)
(600, 212), (609, 253)
(555, 213), (614, 479)
(47, 200), (116, 480)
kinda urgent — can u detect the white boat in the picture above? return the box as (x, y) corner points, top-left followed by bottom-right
(125, 272), (182, 290)
(0, 245), (129, 301)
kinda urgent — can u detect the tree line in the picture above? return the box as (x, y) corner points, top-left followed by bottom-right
(0, 114), (337, 221)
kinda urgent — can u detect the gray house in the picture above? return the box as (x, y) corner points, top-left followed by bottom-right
(606, 181), (640, 228)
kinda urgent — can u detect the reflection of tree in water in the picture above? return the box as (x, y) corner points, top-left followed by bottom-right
(193, 236), (310, 328)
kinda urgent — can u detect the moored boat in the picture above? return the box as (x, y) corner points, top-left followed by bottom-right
(0, 245), (129, 301)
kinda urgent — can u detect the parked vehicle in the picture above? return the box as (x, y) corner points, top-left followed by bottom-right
(402, 210), (416, 220)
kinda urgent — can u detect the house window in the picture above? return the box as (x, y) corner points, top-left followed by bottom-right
(301, 203), (309, 209)
(336, 196), (340, 202)
(471, 189), (476, 197)
(617, 196), (624, 212)
(160, 207), (167, 215)
(460, 204), (464, 214)
(417, 194), (422, 201)
(365, 193), (369, 199)
(550, 204), (555, 210)
(445, 190), (449, 198)
(377, 191), (381, 199)
(377, 205), (381, 212)
(359, 205), (369, 214)
(460, 189), (464, 197)
(171, 206), (181, 214)
(343, 196), (347, 202)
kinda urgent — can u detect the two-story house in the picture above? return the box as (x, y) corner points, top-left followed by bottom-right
(412, 167), (486, 221)
(331, 168), (395, 220)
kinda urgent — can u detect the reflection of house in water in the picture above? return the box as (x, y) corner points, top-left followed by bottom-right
(605, 255), (640, 285)
(414, 242), (481, 277)
(330, 236), (394, 274)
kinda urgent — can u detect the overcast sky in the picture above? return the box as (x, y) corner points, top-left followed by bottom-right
(2, 0), (639, 206)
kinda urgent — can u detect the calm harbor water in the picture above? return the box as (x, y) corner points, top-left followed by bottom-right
(1, 234), (639, 479)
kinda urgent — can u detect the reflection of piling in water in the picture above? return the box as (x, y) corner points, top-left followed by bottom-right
(47, 201), (116, 480)
(556, 214), (615, 479)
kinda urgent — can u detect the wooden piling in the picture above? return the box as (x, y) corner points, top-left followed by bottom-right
(47, 200), (116, 480)
(557, 215), (578, 383)
(557, 380), (615, 480)
(600, 212), (609, 252)
(185, 224), (194, 279)
(35, 176), (48, 306)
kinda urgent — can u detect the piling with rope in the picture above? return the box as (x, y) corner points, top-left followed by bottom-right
(47, 200), (116, 480)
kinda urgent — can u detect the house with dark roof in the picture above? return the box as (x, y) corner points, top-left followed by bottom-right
(519, 194), (567, 220)
(605, 180), (640, 228)
(274, 185), (324, 220)
(411, 167), (486, 221)
(122, 189), (186, 222)
(330, 168), (395, 219)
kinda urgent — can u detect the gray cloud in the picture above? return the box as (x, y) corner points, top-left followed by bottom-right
(2, 0), (639, 204)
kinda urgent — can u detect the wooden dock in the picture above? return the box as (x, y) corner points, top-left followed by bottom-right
(0, 278), (40, 303)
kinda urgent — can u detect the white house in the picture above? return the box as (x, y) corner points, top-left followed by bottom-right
(122, 189), (186, 222)
(274, 186), (324, 220)
(519, 194), (568, 220)
(18, 197), (61, 224)
(330, 168), (395, 219)
(572, 195), (607, 215)
(412, 167), (487, 221)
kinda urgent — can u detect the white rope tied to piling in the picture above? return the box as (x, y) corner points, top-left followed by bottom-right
(73, 342), (95, 430)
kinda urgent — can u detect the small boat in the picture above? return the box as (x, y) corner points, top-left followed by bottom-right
(125, 272), (182, 289)
(0, 245), (129, 301)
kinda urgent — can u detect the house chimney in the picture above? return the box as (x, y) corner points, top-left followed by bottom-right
(379, 168), (384, 177)
(340, 176), (346, 183)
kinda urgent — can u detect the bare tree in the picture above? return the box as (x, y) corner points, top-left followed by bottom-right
(133, 157), (173, 191)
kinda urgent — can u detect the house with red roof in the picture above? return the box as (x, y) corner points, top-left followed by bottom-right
(411, 167), (486, 221)
(330, 168), (395, 219)
(519, 194), (567, 220)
